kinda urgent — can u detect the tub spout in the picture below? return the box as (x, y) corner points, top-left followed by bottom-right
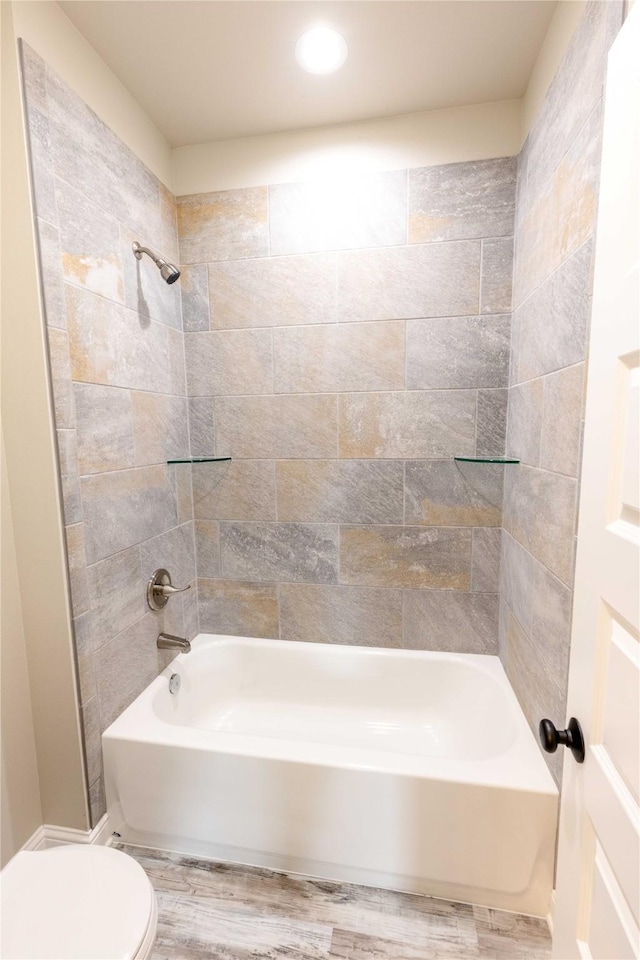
(157, 632), (191, 653)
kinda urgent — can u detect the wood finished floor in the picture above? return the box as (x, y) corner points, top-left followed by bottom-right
(121, 845), (551, 960)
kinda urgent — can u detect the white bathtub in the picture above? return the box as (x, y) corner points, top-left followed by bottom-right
(103, 634), (558, 915)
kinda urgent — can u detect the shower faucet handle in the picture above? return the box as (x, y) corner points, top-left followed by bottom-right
(147, 568), (191, 611)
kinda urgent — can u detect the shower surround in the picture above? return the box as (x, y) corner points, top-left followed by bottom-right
(20, 0), (620, 824)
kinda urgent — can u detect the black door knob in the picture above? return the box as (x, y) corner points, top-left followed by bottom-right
(539, 717), (585, 764)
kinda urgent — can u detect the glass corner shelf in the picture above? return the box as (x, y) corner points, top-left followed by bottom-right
(454, 456), (520, 464)
(167, 456), (232, 464)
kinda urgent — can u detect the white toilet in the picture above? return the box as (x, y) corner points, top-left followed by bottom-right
(0, 844), (157, 959)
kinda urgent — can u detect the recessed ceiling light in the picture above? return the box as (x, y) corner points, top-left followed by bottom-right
(295, 26), (348, 75)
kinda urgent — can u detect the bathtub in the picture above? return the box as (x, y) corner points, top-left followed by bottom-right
(103, 634), (558, 915)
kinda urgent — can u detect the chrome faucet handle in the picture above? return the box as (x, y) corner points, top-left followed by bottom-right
(147, 568), (192, 611)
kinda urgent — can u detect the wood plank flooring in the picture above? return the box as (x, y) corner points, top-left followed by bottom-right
(121, 845), (551, 960)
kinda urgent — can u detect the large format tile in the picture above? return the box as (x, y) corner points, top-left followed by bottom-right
(274, 321), (405, 394)
(198, 579), (279, 638)
(513, 242), (591, 382)
(500, 532), (535, 634)
(339, 391), (476, 459)
(177, 187), (269, 263)
(139, 522), (197, 591)
(132, 392), (189, 466)
(64, 522), (91, 617)
(531, 562), (572, 696)
(195, 520), (221, 579)
(471, 528), (502, 594)
(406, 316), (510, 389)
(87, 546), (144, 649)
(121, 227), (182, 330)
(408, 158), (516, 243)
(340, 526), (471, 590)
(476, 389), (508, 458)
(403, 591), (499, 654)
(193, 460), (277, 522)
(480, 238), (514, 315)
(221, 522), (340, 584)
(47, 327), (76, 429)
(279, 583), (403, 647)
(74, 383), (134, 474)
(277, 460), (404, 524)
(57, 428), (82, 525)
(405, 461), (503, 527)
(188, 398), (215, 457)
(503, 465), (578, 585)
(37, 218), (65, 329)
(269, 170), (407, 256)
(81, 464), (178, 563)
(209, 253), (337, 329)
(540, 363), (585, 477)
(337, 241), (480, 323)
(180, 264), (210, 332)
(66, 284), (171, 393)
(216, 395), (338, 459)
(55, 179), (124, 303)
(185, 329), (273, 396)
(505, 379), (543, 467)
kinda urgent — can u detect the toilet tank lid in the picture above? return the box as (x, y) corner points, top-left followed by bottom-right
(0, 844), (155, 960)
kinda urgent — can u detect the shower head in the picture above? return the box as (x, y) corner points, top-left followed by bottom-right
(132, 241), (181, 284)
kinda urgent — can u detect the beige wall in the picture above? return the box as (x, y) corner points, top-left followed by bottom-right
(0, 435), (43, 866)
(11, 1), (173, 190)
(1, 1), (88, 838)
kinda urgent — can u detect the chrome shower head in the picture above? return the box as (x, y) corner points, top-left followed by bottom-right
(132, 241), (181, 285)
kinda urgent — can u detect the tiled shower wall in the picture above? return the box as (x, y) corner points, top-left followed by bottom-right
(178, 160), (516, 648)
(21, 44), (196, 825)
(499, 0), (623, 783)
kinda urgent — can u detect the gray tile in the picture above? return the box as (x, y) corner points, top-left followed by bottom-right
(193, 460), (276, 521)
(340, 391), (476, 459)
(89, 776), (106, 827)
(269, 170), (407, 256)
(180, 264), (210, 332)
(504, 464), (578, 585)
(65, 284), (171, 393)
(55, 178), (124, 304)
(531, 562), (572, 694)
(88, 546), (145, 649)
(471, 528), (502, 594)
(20, 43), (48, 112)
(407, 316), (510, 389)
(95, 612), (172, 731)
(500, 532), (535, 633)
(187, 398), (215, 457)
(476, 389), (508, 458)
(81, 695), (102, 786)
(47, 327), (76, 429)
(177, 187), (269, 263)
(506, 379), (543, 466)
(81, 464), (178, 564)
(74, 611), (96, 704)
(195, 520), (221, 579)
(340, 525), (472, 590)
(405, 460), (503, 527)
(221, 521), (339, 584)
(170, 464), (194, 525)
(274, 321), (405, 394)
(74, 383), (134, 475)
(216, 395), (337, 459)
(277, 460), (404, 524)
(198, 579), (279, 639)
(185, 329), (273, 397)
(57, 429), (82, 525)
(337, 241), (480, 323)
(540, 364), (585, 477)
(403, 591), (499, 654)
(514, 242), (592, 381)
(23, 102), (58, 227)
(121, 227), (182, 330)
(65, 522), (91, 616)
(503, 609), (565, 784)
(139, 522), (197, 591)
(279, 583), (403, 647)
(37, 218), (65, 329)
(168, 327), (187, 396)
(408, 158), (516, 243)
(209, 253), (337, 329)
(480, 238), (514, 315)
(132, 392), (189, 466)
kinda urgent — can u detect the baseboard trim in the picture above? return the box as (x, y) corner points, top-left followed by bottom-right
(20, 814), (112, 853)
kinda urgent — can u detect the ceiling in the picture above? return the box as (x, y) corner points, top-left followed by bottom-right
(59, 1), (557, 148)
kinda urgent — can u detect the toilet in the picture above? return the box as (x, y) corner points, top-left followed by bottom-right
(0, 844), (157, 959)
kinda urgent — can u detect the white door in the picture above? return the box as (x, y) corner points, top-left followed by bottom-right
(552, 6), (640, 959)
